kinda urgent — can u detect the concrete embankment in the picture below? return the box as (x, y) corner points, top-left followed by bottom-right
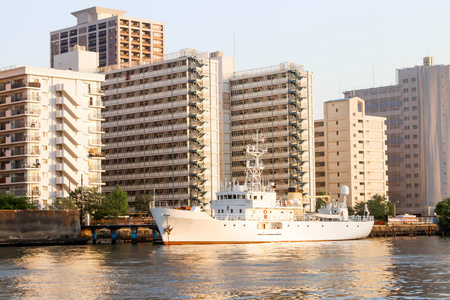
(0, 210), (87, 246)
(370, 224), (442, 237)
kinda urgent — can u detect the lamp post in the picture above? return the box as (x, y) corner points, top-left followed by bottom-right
(394, 200), (400, 216)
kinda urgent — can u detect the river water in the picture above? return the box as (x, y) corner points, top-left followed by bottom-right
(0, 236), (449, 299)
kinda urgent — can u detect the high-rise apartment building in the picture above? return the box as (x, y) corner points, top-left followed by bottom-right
(0, 63), (105, 208)
(229, 63), (315, 198)
(101, 49), (221, 206)
(344, 57), (449, 215)
(315, 97), (388, 207)
(50, 7), (165, 68)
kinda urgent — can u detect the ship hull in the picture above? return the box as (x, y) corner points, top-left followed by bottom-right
(151, 208), (374, 245)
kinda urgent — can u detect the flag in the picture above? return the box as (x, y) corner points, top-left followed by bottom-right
(364, 204), (370, 216)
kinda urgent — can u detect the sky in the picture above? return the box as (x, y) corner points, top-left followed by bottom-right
(2, 0), (450, 118)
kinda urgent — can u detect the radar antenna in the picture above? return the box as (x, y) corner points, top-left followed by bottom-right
(244, 130), (267, 192)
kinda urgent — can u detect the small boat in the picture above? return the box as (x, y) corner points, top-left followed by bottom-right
(151, 132), (374, 245)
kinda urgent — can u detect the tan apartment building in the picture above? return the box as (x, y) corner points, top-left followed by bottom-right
(0, 62), (105, 208)
(230, 63), (315, 199)
(50, 7), (165, 68)
(101, 49), (221, 206)
(345, 57), (450, 215)
(315, 97), (388, 207)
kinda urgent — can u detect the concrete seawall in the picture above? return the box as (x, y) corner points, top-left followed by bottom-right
(370, 224), (441, 237)
(0, 210), (86, 246)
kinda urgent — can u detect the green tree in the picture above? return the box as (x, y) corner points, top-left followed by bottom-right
(353, 194), (390, 220)
(94, 185), (129, 219)
(53, 197), (77, 210)
(69, 186), (103, 216)
(353, 201), (366, 216)
(347, 206), (355, 216)
(0, 192), (35, 210)
(134, 193), (152, 213)
(387, 201), (395, 216)
(435, 197), (450, 230)
(367, 194), (389, 219)
(315, 198), (327, 212)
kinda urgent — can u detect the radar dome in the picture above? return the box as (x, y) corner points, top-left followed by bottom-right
(341, 185), (349, 195)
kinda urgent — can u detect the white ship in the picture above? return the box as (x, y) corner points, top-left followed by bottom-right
(151, 132), (374, 245)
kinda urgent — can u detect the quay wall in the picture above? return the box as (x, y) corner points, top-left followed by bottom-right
(370, 224), (441, 237)
(0, 210), (82, 245)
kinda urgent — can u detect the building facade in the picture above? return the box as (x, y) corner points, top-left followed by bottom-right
(229, 63), (315, 199)
(345, 57), (450, 215)
(101, 49), (220, 206)
(0, 66), (105, 207)
(50, 7), (165, 68)
(315, 97), (388, 207)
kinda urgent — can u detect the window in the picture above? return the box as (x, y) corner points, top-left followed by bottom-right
(358, 102), (362, 112)
(412, 87), (416, 92)
(336, 131), (339, 135)
(336, 108), (338, 113)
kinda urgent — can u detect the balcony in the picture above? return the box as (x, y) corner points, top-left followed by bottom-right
(89, 162), (104, 172)
(56, 190), (70, 198)
(10, 148), (40, 156)
(10, 176), (41, 183)
(89, 139), (105, 147)
(88, 113), (105, 121)
(89, 100), (104, 108)
(56, 163), (78, 182)
(56, 110), (80, 132)
(89, 126), (105, 134)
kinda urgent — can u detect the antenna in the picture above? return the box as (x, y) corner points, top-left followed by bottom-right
(372, 64), (375, 87)
(233, 33), (236, 58)
(338, 70), (340, 98)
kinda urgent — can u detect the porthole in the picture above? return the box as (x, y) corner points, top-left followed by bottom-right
(243, 224), (246, 227)
(224, 224), (226, 227)
(357, 225), (359, 227)
(307, 225), (309, 227)
(233, 224), (236, 227)
(322, 225), (324, 227)
(287, 225), (290, 227)
(346, 225), (348, 227)
(297, 225), (299, 227)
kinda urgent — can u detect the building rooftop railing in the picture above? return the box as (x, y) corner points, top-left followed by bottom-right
(234, 63), (304, 78)
(98, 49), (208, 73)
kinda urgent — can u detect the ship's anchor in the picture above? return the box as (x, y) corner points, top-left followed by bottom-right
(164, 225), (173, 234)
(162, 213), (173, 235)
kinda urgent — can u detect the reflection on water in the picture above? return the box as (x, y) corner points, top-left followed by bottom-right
(0, 236), (449, 299)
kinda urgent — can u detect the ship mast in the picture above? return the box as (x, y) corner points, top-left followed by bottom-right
(245, 130), (267, 192)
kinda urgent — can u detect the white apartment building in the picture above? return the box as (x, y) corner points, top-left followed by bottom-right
(51, 7), (165, 68)
(101, 49), (221, 206)
(345, 57), (450, 215)
(230, 63), (315, 198)
(0, 64), (105, 207)
(315, 97), (388, 207)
